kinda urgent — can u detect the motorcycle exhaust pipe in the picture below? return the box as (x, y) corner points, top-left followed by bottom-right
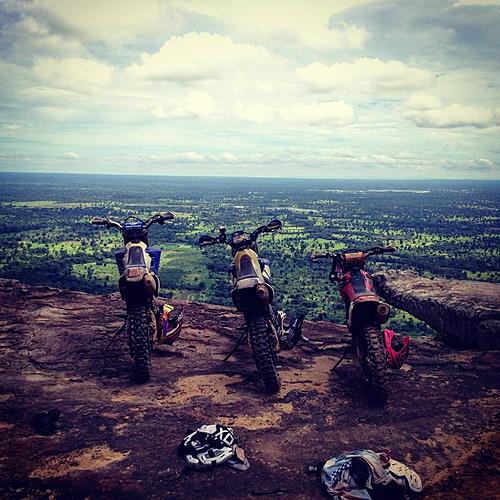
(377, 303), (390, 323)
(255, 284), (269, 303)
(143, 273), (157, 295)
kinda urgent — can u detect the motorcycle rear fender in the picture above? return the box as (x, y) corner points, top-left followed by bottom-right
(232, 283), (275, 310)
(119, 269), (159, 300)
(347, 295), (388, 329)
(231, 248), (274, 308)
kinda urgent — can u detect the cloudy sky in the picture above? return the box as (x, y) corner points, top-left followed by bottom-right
(0, 0), (499, 179)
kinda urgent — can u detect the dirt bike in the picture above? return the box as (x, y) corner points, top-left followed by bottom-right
(199, 220), (303, 393)
(90, 213), (183, 381)
(311, 246), (396, 402)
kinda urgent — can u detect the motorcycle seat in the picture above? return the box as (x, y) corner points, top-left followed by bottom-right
(238, 255), (259, 278)
(349, 270), (376, 299)
(126, 246), (147, 268)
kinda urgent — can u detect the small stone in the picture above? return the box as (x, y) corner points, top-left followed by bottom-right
(400, 364), (412, 372)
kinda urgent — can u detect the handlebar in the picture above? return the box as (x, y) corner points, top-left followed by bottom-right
(248, 219), (282, 241)
(366, 246), (396, 256)
(90, 217), (123, 230)
(310, 252), (334, 261)
(198, 219), (282, 248)
(144, 212), (175, 229)
(310, 246), (396, 262)
(90, 212), (175, 232)
(90, 217), (107, 226)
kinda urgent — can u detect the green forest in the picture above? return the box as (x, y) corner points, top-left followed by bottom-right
(0, 173), (498, 336)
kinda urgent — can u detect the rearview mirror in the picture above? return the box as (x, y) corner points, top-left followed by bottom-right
(157, 212), (175, 224)
(266, 219), (282, 232)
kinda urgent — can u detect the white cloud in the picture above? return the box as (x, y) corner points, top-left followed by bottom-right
(176, 0), (371, 49)
(403, 97), (494, 128)
(280, 100), (355, 125)
(126, 32), (278, 82)
(404, 94), (443, 110)
(172, 152), (205, 161)
(2, 124), (20, 131)
(18, 0), (171, 42)
(125, 149), (498, 177)
(234, 101), (275, 124)
(405, 104), (493, 128)
(296, 58), (434, 93)
(33, 57), (114, 92)
(221, 152), (238, 163)
(171, 91), (215, 119)
(63, 151), (80, 159)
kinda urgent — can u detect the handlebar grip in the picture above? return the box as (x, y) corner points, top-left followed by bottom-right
(90, 217), (107, 225)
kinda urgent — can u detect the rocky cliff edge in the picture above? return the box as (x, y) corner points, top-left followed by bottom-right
(373, 270), (500, 350)
(0, 278), (498, 499)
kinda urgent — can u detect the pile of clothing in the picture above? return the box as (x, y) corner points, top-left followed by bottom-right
(321, 449), (422, 499)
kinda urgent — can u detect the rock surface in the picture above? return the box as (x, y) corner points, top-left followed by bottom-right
(373, 270), (500, 350)
(0, 278), (498, 499)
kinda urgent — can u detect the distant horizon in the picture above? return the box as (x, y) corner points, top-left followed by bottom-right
(1, 170), (499, 184)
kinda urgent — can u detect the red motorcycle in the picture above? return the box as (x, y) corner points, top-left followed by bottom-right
(311, 246), (396, 402)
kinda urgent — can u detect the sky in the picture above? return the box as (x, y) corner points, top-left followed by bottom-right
(0, 0), (499, 179)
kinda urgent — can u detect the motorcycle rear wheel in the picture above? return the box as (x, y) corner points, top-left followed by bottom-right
(358, 325), (389, 402)
(128, 305), (153, 382)
(248, 314), (281, 393)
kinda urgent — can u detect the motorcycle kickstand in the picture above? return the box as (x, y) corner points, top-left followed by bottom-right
(102, 315), (128, 353)
(223, 328), (248, 362)
(331, 343), (352, 372)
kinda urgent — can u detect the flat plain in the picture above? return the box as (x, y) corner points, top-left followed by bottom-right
(0, 173), (498, 335)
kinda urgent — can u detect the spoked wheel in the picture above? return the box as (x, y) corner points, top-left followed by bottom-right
(357, 325), (389, 403)
(248, 314), (281, 393)
(128, 305), (153, 382)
